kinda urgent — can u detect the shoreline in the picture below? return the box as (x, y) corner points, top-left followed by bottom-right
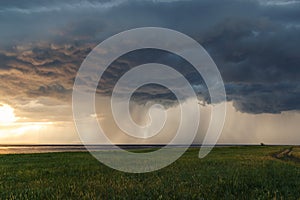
(0, 144), (296, 155)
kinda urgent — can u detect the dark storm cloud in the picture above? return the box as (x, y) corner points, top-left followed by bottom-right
(0, 43), (92, 101)
(0, 0), (299, 113)
(226, 82), (300, 114)
(98, 49), (204, 96)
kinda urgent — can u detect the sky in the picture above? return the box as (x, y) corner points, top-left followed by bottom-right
(0, 0), (299, 144)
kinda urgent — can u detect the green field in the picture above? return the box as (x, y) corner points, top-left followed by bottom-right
(0, 146), (300, 199)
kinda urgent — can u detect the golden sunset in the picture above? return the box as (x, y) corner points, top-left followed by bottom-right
(0, 0), (299, 199)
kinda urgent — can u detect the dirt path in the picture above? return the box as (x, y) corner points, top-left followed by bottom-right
(273, 147), (300, 163)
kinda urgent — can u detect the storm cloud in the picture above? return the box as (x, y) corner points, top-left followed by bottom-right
(0, 0), (299, 114)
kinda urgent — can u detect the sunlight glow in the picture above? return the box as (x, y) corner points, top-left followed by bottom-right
(0, 104), (17, 124)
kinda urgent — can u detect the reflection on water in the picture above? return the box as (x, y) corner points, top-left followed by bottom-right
(0, 145), (113, 154)
(0, 145), (166, 154)
(0, 145), (211, 154)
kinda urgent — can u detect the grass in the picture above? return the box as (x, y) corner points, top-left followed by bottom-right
(291, 147), (300, 159)
(0, 146), (300, 199)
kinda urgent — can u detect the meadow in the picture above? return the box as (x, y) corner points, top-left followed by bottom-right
(0, 146), (299, 199)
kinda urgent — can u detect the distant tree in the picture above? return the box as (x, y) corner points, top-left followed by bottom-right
(260, 143), (265, 146)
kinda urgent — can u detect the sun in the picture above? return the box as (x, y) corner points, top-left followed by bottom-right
(0, 104), (17, 124)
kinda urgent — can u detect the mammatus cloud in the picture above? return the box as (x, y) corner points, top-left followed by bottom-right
(0, 43), (91, 99)
(0, 0), (299, 115)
